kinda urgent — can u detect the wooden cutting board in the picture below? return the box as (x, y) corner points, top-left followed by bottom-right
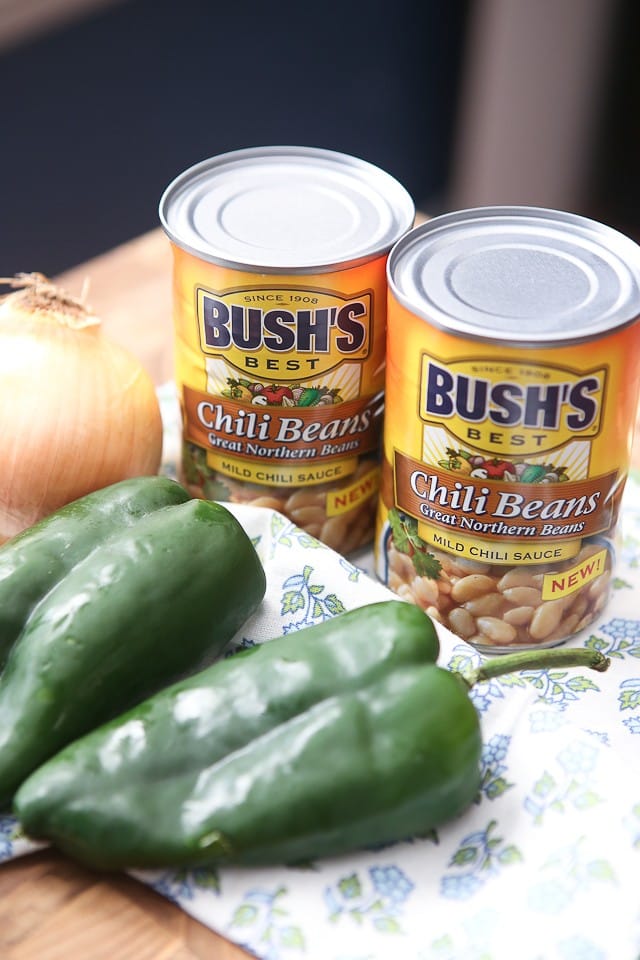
(0, 849), (244, 958)
(58, 228), (177, 386)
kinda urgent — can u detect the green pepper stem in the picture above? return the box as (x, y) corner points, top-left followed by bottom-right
(461, 647), (610, 689)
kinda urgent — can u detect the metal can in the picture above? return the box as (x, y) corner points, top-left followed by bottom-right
(376, 206), (640, 651)
(160, 146), (414, 553)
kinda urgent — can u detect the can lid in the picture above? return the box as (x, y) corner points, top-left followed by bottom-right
(388, 206), (640, 342)
(159, 146), (415, 274)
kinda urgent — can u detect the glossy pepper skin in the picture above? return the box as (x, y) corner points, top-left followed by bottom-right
(11, 601), (481, 871)
(0, 497), (266, 808)
(0, 476), (191, 671)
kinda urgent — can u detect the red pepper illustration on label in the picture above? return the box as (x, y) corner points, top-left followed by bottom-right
(261, 385), (294, 404)
(482, 458), (516, 479)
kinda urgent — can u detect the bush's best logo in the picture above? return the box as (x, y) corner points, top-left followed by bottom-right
(197, 286), (372, 380)
(420, 357), (606, 456)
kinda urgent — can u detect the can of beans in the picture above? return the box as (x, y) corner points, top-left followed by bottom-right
(160, 146), (414, 552)
(377, 206), (640, 651)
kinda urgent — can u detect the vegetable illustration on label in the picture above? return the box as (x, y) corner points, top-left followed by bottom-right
(221, 378), (343, 408)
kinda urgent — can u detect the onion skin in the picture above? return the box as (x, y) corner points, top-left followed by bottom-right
(0, 277), (163, 542)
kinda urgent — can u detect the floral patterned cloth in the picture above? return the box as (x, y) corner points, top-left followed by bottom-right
(2, 386), (640, 960)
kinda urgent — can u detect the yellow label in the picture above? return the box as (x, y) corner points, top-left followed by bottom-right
(206, 451), (358, 487)
(380, 294), (640, 569)
(417, 524), (580, 565)
(171, 246), (388, 498)
(326, 467), (380, 516)
(541, 548), (609, 600)
(196, 285), (372, 381)
(419, 355), (606, 458)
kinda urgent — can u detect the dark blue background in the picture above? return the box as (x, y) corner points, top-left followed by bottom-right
(0, 0), (470, 276)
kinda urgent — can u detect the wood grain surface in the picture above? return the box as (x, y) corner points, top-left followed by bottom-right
(58, 229), (176, 386)
(0, 849), (243, 959)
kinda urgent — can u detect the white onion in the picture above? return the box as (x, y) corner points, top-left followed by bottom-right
(0, 274), (163, 541)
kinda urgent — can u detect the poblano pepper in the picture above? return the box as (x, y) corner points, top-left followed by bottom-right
(14, 607), (609, 871)
(0, 497), (266, 807)
(0, 476), (191, 671)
